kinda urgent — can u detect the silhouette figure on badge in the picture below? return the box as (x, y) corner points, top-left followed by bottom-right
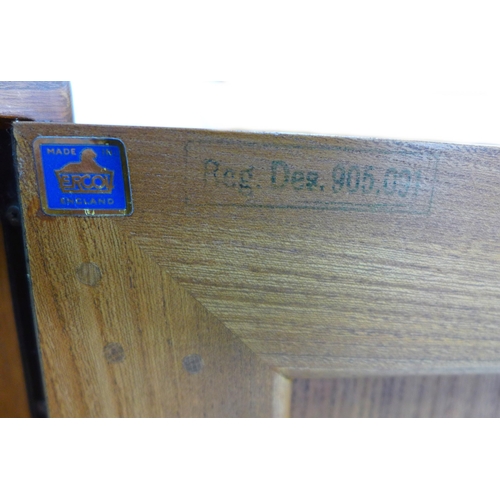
(59, 149), (107, 173)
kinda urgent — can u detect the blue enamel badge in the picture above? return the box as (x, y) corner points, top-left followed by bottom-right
(34, 137), (133, 216)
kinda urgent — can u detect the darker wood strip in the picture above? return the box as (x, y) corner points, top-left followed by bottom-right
(0, 225), (30, 417)
(0, 81), (73, 122)
(291, 376), (500, 417)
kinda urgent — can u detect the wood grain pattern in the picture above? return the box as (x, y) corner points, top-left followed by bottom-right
(0, 226), (30, 417)
(291, 376), (500, 417)
(0, 82), (73, 122)
(26, 214), (290, 416)
(14, 122), (500, 416)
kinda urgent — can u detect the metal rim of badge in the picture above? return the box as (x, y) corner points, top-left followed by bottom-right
(33, 136), (133, 216)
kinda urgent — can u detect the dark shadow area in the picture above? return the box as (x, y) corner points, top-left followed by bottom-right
(0, 119), (47, 417)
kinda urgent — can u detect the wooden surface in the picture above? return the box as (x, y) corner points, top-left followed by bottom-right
(0, 226), (30, 417)
(292, 375), (500, 417)
(0, 82), (72, 122)
(14, 122), (500, 416)
(16, 195), (290, 417)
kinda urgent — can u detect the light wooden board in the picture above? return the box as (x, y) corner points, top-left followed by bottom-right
(292, 376), (500, 417)
(14, 122), (500, 416)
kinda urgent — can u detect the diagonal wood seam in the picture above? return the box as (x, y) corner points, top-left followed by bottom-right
(113, 218), (293, 378)
(83, 223), (291, 415)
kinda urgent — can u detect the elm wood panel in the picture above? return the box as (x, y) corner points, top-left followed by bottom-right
(15, 195), (290, 417)
(15, 123), (500, 379)
(0, 82), (72, 122)
(0, 225), (30, 417)
(291, 376), (500, 418)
